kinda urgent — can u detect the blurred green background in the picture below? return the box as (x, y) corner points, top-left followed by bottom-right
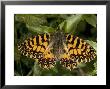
(14, 14), (97, 76)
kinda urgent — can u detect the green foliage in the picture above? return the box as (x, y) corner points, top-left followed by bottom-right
(60, 14), (82, 33)
(14, 14), (97, 76)
(82, 14), (97, 28)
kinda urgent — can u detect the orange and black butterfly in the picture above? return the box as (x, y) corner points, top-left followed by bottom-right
(17, 31), (96, 70)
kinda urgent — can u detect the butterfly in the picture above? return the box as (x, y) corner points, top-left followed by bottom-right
(17, 31), (97, 70)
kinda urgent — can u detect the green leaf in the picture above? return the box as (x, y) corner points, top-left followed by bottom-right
(74, 20), (87, 35)
(27, 25), (55, 34)
(83, 14), (97, 28)
(33, 62), (41, 76)
(62, 14), (83, 33)
(86, 61), (97, 76)
(78, 63), (86, 68)
(15, 14), (48, 28)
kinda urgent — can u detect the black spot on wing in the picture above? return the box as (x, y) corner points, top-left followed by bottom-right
(41, 34), (45, 42)
(31, 40), (34, 45)
(75, 38), (80, 48)
(67, 35), (71, 40)
(71, 36), (76, 44)
(46, 34), (49, 39)
(69, 47), (74, 51)
(81, 44), (84, 49)
(27, 41), (32, 48)
(36, 36), (40, 45)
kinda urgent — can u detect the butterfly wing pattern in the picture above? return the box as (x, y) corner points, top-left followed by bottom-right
(17, 32), (96, 70)
(18, 34), (56, 69)
(59, 34), (96, 70)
